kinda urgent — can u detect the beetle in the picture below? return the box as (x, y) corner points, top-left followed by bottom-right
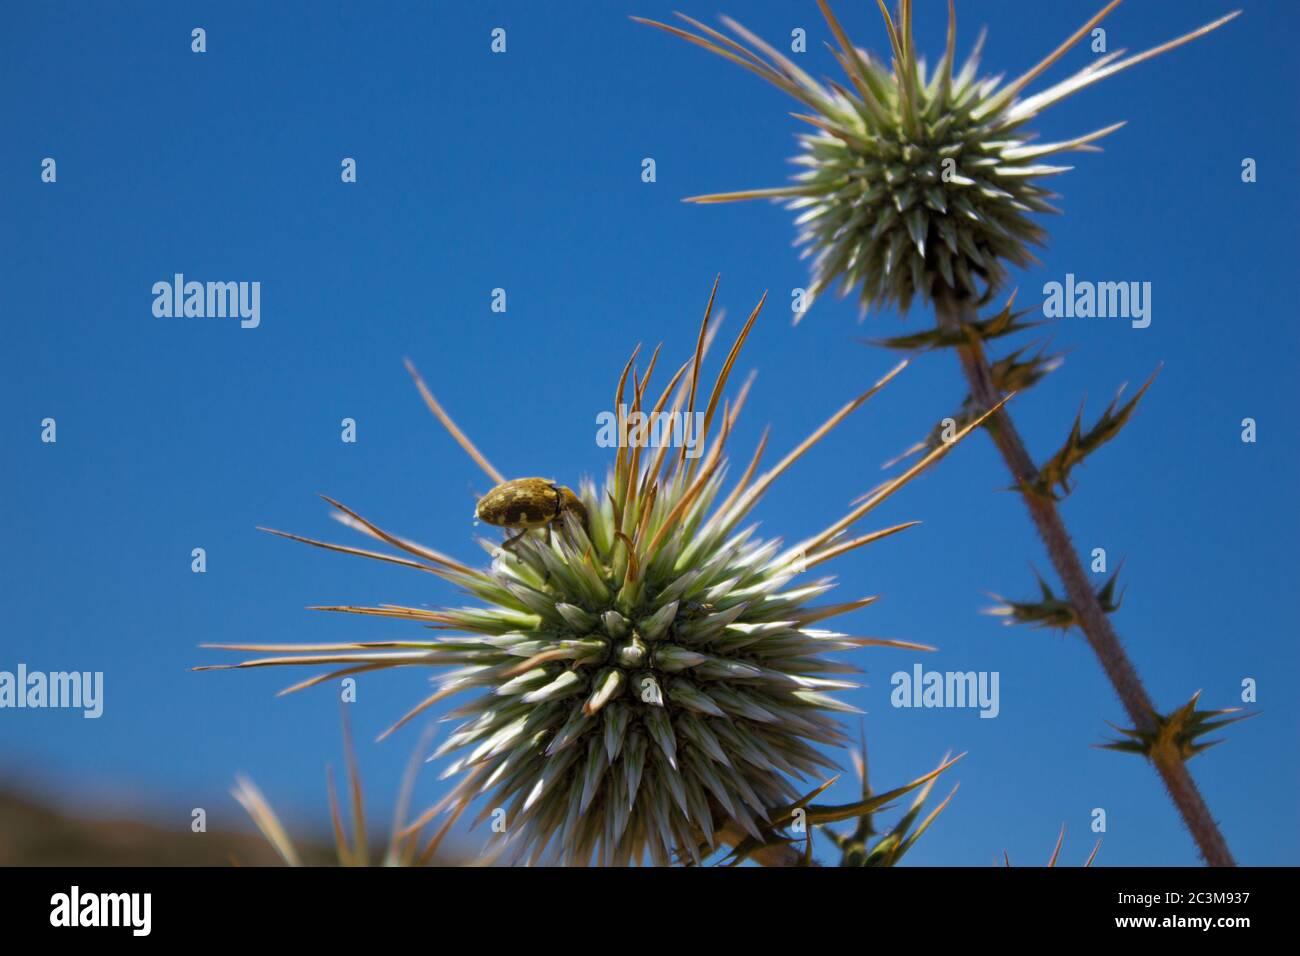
(475, 477), (588, 556)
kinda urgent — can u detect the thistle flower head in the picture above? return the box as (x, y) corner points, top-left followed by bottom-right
(638, 1), (1238, 315)
(203, 282), (990, 865)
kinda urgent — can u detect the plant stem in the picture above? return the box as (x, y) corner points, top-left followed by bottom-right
(934, 288), (1235, 867)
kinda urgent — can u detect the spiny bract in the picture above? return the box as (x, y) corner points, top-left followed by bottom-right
(232, 720), (443, 867)
(638, 1), (1237, 314)
(204, 283), (988, 866)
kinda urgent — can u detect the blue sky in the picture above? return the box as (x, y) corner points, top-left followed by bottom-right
(1, 0), (1296, 866)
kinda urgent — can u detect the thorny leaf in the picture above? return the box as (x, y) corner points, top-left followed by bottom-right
(1004, 824), (1100, 867)
(1100, 690), (1255, 761)
(869, 293), (1044, 352)
(1028, 369), (1158, 499)
(824, 733), (958, 867)
(717, 753), (962, 866)
(985, 565), (1124, 632)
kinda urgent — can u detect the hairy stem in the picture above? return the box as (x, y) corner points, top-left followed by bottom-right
(935, 288), (1234, 867)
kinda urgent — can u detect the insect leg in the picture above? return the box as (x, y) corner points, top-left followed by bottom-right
(501, 528), (528, 562)
(537, 524), (555, 584)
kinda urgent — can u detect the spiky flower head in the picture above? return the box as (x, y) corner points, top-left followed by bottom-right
(203, 283), (985, 866)
(638, 1), (1238, 315)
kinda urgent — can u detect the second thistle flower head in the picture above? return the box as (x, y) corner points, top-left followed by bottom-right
(638, 1), (1237, 314)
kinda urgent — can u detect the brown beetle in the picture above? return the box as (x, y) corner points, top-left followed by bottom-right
(475, 477), (588, 555)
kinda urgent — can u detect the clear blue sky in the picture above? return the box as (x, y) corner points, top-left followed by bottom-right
(2, 0), (1296, 866)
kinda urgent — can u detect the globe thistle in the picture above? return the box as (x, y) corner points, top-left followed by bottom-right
(203, 283), (990, 866)
(637, 1), (1238, 314)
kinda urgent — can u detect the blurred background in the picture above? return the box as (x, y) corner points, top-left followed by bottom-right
(1, 0), (1296, 865)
